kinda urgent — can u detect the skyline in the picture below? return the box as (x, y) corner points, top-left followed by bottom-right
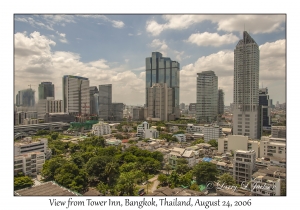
(14, 14), (286, 106)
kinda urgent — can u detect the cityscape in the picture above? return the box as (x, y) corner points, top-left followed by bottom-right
(14, 14), (286, 197)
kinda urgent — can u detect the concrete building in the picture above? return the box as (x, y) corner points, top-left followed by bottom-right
(189, 103), (197, 114)
(16, 88), (35, 107)
(37, 97), (63, 119)
(172, 134), (186, 142)
(44, 112), (75, 123)
(89, 86), (99, 116)
(14, 137), (51, 160)
(218, 135), (260, 157)
(98, 84), (112, 120)
(233, 150), (256, 185)
(23, 118), (39, 125)
(218, 89), (225, 115)
(196, 71), (218, 123)
(233, 31), (260, 140)
(62, 75), (90, 116)
(168, 147), (196, 168)
(38, 82), (54, 100)
(132, 107), (145, 121)
(251, 171), (281, 196)
(180, 103), (185, 110)
(202, 124), (222, 142)
(271, 126), (286, 138)
(260, 136), (286, 159)
(91, 121), (111, 136)
(110, 103), (125, 121)
(147, 83), (174, 121)
(145, 52), (180, 110)
(14, 151), (45, 176)
(136, 121), (159, 139)
(186, 124), (203, 134)
(15, 111), (38, 125)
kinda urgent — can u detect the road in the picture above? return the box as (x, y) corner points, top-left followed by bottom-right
(148, 175), (160, 193)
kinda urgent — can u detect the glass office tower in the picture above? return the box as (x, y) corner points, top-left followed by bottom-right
(38, 82), (55, 100)
(145, 52), (180, 109)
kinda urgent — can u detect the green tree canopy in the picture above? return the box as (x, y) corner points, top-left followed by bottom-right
(207, 139), (218, 148)
(193, 162), (219, 185)
(14, 176), (34, 191)
(41, 156), (67, 181)
(218, 173), (236, 186)
(191, 139), (205, 145)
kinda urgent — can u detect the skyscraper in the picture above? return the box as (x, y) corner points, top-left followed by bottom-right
(218, 89), (225, 115)
(259, 87), (271, 128)
(147, 83), (173, 121)
(196, 71), (218, 123)
(89, 86), (99, 115)
(16, 88), (35, 107)
(98, 84), (112, 120)
(145, 52), (180, 109)
(233, 31), (260, 139)
(38, 82), (55, 100)
(62, 75), (90, 116)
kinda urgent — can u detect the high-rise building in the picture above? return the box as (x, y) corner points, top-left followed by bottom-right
(259, 87), (271, 129)
(196, 71), (218, 123)
(180, 103), (185, 110)
(147, 83), (173, 121)
(62, 75), (90, 116)
(110, 103), (124, 121)
(37, 97), (63, 119)
(38, 82), (55, 100)
(218, 89), (225, 115)
(98, 84), (112, 120)
(89, 86), (99, 116)
(145, 52), (180, 112)
(233, 150), (256, 185)
(233, 31), (260, 139)
(16, 89), (35, 107)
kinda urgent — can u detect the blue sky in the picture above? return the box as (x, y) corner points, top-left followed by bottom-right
(14, 14), (286, 106)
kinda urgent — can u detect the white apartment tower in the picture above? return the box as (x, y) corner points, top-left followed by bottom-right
(62, 75), (90, 116)
(196, 71), (218, 123)
(233, 31), (260, 139)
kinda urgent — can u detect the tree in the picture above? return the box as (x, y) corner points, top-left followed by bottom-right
(174, 130), (185, 135)
(41, 157), (67, 181)
(120, 162), (138, 173)
(179, 171), (193, 187)
(50, 132), (59, 140)
(218, 173), (236, 186)
(14, 176), (34, 191)
(158, 174), (168, 186)
(207, 139), (218, 148)
(190, 183), (199, 191)
(193, 162), (219, 185)
(168, 171), (180, 188)
(116, 170), (143, 196)
(54, 162), (88, 193)
(164, 163), (172, 175)
(281, 180), (286, 196)
(86, 156), (111, 183)
(191, 139), (205, 146)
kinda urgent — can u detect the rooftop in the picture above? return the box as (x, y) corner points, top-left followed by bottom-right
(14, 181), (80, 196)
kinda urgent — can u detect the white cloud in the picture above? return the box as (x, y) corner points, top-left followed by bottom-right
(14, 31), (144, 105)
(149, 39), (169, 56)
(186, 32), (239, 47)
(146, 15), (285, 36)
(56, 31), (68, 43)
(81, 15), (125, 29)
(180, 39), (285, 105)
(111, 20), (124, 28)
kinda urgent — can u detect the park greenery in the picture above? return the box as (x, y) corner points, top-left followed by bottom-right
(14, 173), (34, 191)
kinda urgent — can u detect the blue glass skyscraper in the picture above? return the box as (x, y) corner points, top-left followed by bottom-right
(145, 52), (180, 109)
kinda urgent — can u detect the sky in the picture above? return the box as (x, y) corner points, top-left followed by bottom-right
(14, 14), (286, 106)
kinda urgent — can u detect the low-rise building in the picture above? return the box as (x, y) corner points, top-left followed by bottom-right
(218, 135), (260, 157)
(169, 126), (179, 133)
(92, 121), (111, 136)
(233, 150), (256, 185)
(14, 137), (51, 159)
(105, 138), (122, 146)
(251, 172), (281, 196)
(271, 126), (286, 138)
(186, 124), (203, 134)
(172, 134), (186, 142)
(260, 136), (286, 159)
(168, 147), (196, 168)
(202, 124), (222, 142)
(14, 151), (45, 176)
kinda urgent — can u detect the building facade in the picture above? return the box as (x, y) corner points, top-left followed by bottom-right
(259, 87), (271, 130)
(218, 89), (225, 115)
(147, 83), (173, 121)
(196, 71), (218, 123)
(38, 82), (55, 100)
(98, 84), (112, 120)
(202, 125), (222, 142)
(145, 52), (180, 113)
(271, 126), (286, 138)
(91, 121), (111, 136)
(37, 97), (63, 119)
(14, 137), (51, 159)
(89, 86), (99, 116)
(14, 152), (45, 176)
(260, 136), (286, 159)
(233, 31), (260, 140)
(233, 150), (256, 185)
(16, 88), (35, 107)
(62, 75), (90, 116)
